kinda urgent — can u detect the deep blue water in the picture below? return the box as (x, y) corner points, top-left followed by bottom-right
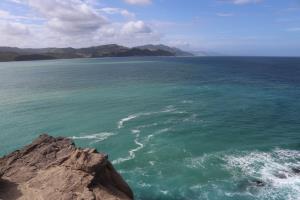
(0, 57), (300, 200)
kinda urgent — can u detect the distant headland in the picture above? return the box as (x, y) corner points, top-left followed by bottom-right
(0, 44), (194, 62)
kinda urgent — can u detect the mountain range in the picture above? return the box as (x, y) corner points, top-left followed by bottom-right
(0, 44), (194, 62)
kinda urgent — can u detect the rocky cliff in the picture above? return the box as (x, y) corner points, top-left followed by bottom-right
(0, 134), (133, 200)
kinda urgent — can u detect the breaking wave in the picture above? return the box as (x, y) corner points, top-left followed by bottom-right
(118, 114), (139, 129)
(184, 148), (300, 199)
(117, 105), (179, 129)
(224, 149), (300, 200)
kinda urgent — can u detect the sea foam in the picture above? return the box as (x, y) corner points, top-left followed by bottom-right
(224, 149), (300, 200)
(118, 114), (139, 129)
(117, 105), (179, 129)
(70, 132), (115, 143)
(112, 134), (144, 164)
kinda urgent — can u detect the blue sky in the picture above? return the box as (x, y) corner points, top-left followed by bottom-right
(0, 0), (300, 56)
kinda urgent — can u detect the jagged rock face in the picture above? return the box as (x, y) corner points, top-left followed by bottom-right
(0, 134), (133, 200)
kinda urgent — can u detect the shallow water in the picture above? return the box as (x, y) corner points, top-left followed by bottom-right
(0, 57), (300, 200)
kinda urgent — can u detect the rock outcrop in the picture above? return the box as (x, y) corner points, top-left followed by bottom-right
(0, 134), (133, 200)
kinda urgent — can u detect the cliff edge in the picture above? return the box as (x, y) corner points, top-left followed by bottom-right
(0, 134), (133, 200)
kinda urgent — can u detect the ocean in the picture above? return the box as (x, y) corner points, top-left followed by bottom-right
(0, 57), (300, 200)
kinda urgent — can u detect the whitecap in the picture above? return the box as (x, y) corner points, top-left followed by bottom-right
(112, 134), (145, 164)
(117, 112), (158, 129)
(162, 105), (176, 113)
(147, 134), (154, 140)
(149, 161), (155, 166)
(185, 153), (215, 169)
(183, 114), (199, 122)
(70, 132), (115, 143)
(160, 190), (169, 195)
(190, 184), (202, 190)
(117, 106), (179, 129)
(224, 149), (300, 200)
(118, 114), (139, 129)
(131, 129), (141, 134)
(144, 128), (170, 143)
(138, 182), (152, 188)
(155, 128), (170, 134)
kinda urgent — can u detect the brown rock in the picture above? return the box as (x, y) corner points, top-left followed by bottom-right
(292, 167), (300, 174)
(0, 134), (133, 200)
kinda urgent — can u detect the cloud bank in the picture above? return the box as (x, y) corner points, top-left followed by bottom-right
(0, 0), (158, 48)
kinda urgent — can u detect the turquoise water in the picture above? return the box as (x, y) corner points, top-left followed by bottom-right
(0, 57), (300, 200)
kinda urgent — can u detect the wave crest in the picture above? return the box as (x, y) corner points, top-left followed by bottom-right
(117, 105), (178, 129)
(70, 132), (115, 143)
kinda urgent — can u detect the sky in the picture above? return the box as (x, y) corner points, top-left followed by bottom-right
(0, 0), (300, 56)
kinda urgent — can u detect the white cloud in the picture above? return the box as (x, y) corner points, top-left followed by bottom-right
(0, 9), (36, 21)
(101, 7), (135, 18)
(27, 0), (107, 34)
(0, 22), (30, 36)
(0, 10), (11, 18)
(221, 0), (263, 5)
(123, 0), (152, 5)
(98, 26), (117, 37)
(0, 0), (160, 48)
(0, 21), (34, 47)
(94, 22), (159, 47)
(121, 20), (152, 34)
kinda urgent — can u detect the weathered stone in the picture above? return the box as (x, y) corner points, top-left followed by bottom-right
(292, 167), (300, 174)
(250, 180), (265, 187)
(0, 134), (133, 200)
